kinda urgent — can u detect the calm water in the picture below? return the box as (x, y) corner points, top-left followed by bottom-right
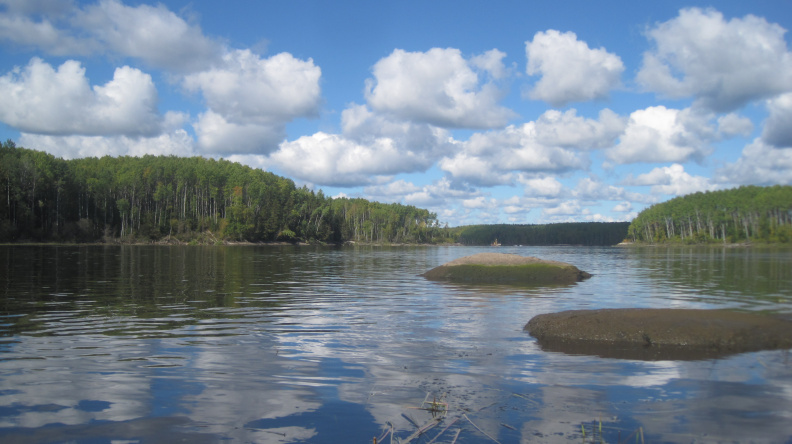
(0, 245), (791, 443)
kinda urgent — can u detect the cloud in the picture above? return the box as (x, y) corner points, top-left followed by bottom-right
(0, 0), (223, 72)
(606, 106), (714, 164)
(543, 200), (585, 216)
(438, 153), (513, 187)
(717, 139), (792, 185)
(518, 175), (563, 197)
(440, 120), (590, 186)
(462, 196), (497, 209)
(0, 57), (161, 136)
(574, 177), (655, 203)
(193, 110), (284, 155)
(79, 0), (224, 72)
(363, 180), (421, 198)
(402, 177), (480, 208)
(272, 132), (397, 186)
(637, 7), (792, 112)
(625, 163), (714, 196)
(270, 105), (453, 186)
(341, 104), (453, 154)
(717, 113), (754, 138)
(184, 50), (321, 125)
(0, 0), (94, 56)
(470, 49), (509, 80)
(19, 130), (195, 159)
(0, 0), (73, 16)
(613, 201), (632, 212)
(365, 47), (516, 128)
(184, 49), (322, 154)
(534, 108), (625, 149)
(525, 30), (624, 107)
(762, 93), (792, 147)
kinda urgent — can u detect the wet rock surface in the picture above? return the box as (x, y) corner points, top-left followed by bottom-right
(421, 253), (592, 286)
(526, 308), (792, 360)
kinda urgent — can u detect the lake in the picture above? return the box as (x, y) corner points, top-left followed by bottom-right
(0, 245), (791, 443)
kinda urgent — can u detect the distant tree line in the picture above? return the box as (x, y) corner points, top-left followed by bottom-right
(627, 185), (792, 244)
(454, 222), (630, 246)
(0, 142), (450, 244)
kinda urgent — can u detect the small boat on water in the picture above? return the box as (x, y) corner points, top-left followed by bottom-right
(491, 238), (501, 246)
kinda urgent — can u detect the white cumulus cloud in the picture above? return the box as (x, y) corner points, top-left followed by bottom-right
(762, 93), (792, 147)
(440, 121), (590, 186)
(365, 47), (516, 128)
(270, 105), (453, 186)
(518, 175), (563, 197)
(185, 50), (321, 125)
(0, 57), (161, 136)
(717, 139), (792, 185)
(0, 0), (224, 72)
(606, 106), (714, 164)
(613, 202), (632, 213)
(543, 200), (585, 217)
(525, 30), (624, 107)
(637, 7), (792, 112)
(184, 49), (322, 154)
(401, 177), (480, 208)
(193, 111), (284, 155)
(574, 177), (655, 203)
(717, 113), (754, 138)
(626, 163), (715, 196)
(19, 130), (195, 159)
(363, 180), (421, 199)
(534, 108), (625, 149)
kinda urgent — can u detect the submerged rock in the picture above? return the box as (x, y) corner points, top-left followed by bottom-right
(421, 253), (592, 286)
(525, 308), (792, 361)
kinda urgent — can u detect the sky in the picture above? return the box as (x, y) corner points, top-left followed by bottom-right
(1, 0), (791, 227)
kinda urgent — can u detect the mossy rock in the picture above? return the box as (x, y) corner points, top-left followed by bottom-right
(421, 253), (591, 286)
(525, 308), (792, 360)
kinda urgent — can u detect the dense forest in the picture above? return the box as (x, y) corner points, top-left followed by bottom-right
(0, 141), (450, 244)
(2, 142), (690, 247)
(627, 185), (792, 244)
(454, 222), (630, 246)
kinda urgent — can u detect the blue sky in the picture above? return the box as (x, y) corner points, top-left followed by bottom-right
(1, 1), (791, 226)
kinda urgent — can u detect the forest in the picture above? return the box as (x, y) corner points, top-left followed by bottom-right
(627, 185), (792, 244)
(1, 142), (677, 247)
(0, 141), (450, 244)
(454, 222), (629, 246)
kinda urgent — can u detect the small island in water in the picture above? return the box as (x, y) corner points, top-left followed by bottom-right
(422, 252), (592, 285)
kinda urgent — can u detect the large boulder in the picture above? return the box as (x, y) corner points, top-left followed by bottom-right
(525, 308), (792, 360)
(421, 253), (592, 286)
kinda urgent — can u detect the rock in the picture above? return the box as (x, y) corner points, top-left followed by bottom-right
(525, 308), (792, 360)
(421, 253), (592, 286)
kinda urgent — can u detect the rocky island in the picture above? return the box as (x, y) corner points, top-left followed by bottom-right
(421, 252), (592, 285)
(526, 308), (792, 360)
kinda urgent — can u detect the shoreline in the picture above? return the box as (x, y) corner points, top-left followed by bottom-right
(3, 239), (790, 248)
(0, 239), (462, 247)
(615, 241), (791, 248)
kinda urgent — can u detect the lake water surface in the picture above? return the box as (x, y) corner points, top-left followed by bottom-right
(1, 245), (791, 443)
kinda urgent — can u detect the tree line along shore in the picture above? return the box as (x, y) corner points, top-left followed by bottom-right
(626, 185), (792, 245)
(1, 141), (447, 245)
(1, 142), (630, 246)
(4, 142), (788, 246)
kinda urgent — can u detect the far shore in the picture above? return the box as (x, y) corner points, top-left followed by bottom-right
(615, 241), (790, 248)
(2, 239), (790, 248)
(0, 239), (463, 247)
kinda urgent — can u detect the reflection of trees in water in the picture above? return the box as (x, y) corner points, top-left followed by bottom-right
(0, 246), (303, 337)
(2, 246), (791, 442)
(631, 247), (792, 309)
